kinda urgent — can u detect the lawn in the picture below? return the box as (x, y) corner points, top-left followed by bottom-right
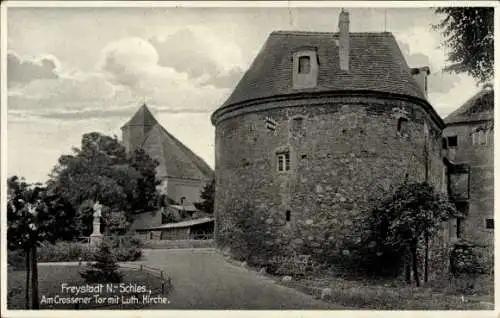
(7, 265), (169, 309)
(279, 274), (494, 310)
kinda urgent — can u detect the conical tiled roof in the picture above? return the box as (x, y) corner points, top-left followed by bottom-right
(212, 31), (444, 128)
(219, 31), (425, 108)
(444, 87), (494, 125)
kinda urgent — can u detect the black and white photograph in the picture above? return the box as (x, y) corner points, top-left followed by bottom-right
(2, 1), (496, 313)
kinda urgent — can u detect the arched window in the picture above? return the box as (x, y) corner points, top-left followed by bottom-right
(285, 210), (291, 222)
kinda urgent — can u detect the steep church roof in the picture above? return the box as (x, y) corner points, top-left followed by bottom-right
(122, 104), (158, 129)
(444, 87), (494, 125)
(122, 105), (213, 181)
(218, 31), (427, 110)
(141, 124), (214, 180)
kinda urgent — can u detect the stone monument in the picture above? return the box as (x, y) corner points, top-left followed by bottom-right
(90, 201), (103, 246)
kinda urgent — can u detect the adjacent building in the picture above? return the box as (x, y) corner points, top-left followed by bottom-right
(443, 85), (494, 250)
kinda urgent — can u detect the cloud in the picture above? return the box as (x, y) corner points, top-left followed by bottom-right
(149, 27), (244, 89)
(98, 37), (229, 113)
(397, 39), (461, 95)
(7, 51), (59, 87)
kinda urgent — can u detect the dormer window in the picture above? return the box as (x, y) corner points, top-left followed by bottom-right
(293, 49), (318, 89)
(298, 56), (311, 74)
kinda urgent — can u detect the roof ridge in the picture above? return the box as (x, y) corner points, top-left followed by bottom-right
(270, 30), (393, 37)
(445, 89), (490, 120)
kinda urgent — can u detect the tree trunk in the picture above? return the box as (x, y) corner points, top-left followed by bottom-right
(411, 243), (420, 287)
(25, 249), (31, 309)
(405, 251), (411, 284)
(31, 246), (39, 309)
(424, 232), (429, 283)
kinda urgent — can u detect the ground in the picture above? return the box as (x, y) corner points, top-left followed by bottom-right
(8, 248), (494, 310)
(140, 248), (341, 309)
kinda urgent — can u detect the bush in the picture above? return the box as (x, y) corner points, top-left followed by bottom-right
(8, 249), (26, 270)
(34, 237), (143, 263)
(80, 242), (123, 283)
(104, 235), (143, 261)
(37, 241), (94, 262)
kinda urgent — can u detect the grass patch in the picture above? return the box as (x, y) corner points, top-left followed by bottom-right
(8, 265), (170, 309)
(280, 275), (494, 310)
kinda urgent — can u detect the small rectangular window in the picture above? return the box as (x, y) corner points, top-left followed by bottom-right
(447, 136), (458, 147)
(397, 117), (409, 137)
(292, 117), (304, 132)
(298, 56), (311, 74)
(473, 130), (488, 145)
(277, 152), (290, 172)
(485, 218), (494, 229)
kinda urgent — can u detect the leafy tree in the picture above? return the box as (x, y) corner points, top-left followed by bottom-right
(7, 176), (76, 309)
(366, 182), (457, 286)
(47, 132), (160, 235)
(434, 7), (494, 84)
(194, 178), (215, 214)
(129, 148), (162, 212)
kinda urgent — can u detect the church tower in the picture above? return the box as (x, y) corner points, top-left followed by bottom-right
(121, 104), (158, 153)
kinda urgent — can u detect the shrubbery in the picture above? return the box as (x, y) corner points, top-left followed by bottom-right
(104, 236), (143, 262)
(7, 249), (26, 270)
(38, 241), (94, 262)
(9, 237), (143, 267)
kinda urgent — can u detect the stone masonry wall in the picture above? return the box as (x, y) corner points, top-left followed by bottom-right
(214, 95), (447, 268)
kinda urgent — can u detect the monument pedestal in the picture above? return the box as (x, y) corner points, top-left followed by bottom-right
(90, 233), (103, 246)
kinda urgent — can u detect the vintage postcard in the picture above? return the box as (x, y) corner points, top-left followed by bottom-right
(1, 1), (497, 316)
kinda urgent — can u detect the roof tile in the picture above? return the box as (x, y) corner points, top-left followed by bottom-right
(218, 31), (426, 110)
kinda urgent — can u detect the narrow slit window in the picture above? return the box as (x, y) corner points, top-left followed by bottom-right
(286, 210), (291, 222)
(298, 56), (311, 74)
(277, 152), (290, 172)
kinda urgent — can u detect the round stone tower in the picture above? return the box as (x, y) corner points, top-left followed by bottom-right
(211, 12), (446, 261)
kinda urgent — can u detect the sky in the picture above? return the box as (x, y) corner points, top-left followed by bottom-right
(5, 5), (486, 184)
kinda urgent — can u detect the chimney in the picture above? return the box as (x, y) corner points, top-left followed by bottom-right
(338, 9), (350, 71)
(410, 66), (430, 98)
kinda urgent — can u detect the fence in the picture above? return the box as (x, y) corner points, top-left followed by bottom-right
(74, 262), (171, 309)
(188, 232), (214, 240)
